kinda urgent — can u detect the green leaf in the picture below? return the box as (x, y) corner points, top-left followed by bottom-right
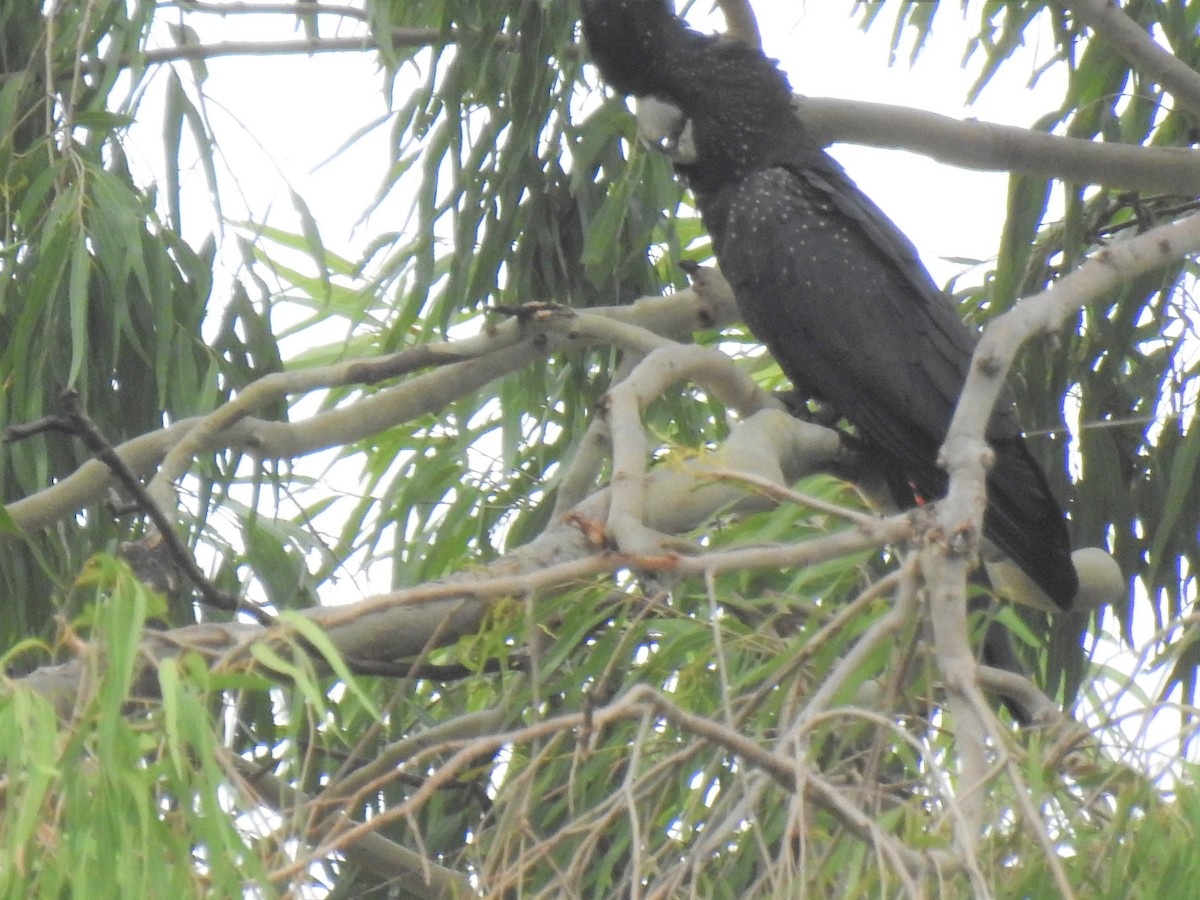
(276, 611), (382, 720)
(66, 231), (92, 387)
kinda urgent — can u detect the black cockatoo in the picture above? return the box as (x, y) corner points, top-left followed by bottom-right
(580, 0), (1078, 610)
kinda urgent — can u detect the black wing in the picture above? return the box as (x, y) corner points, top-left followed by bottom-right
(710, 162), (1078, 607)
(579, 0), (1077, 608)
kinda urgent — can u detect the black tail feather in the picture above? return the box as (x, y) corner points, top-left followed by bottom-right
(984, 440), (1077, 610)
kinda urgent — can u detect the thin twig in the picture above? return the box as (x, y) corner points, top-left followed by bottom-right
(7, 391), (270, 624)
(265, 685), (955, 885)
(171, 1), (368, 20)
(230, 753), (472, 898)
(702, 466), (881, 528)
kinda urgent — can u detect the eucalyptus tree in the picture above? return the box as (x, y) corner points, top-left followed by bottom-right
(1, 1), (1199, 895)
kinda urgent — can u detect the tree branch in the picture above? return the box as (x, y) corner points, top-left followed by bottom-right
(796, 96), (1200, 195)
(920, 544), (991, 867)
(934, 213), (1200, 618)
(1059, 0), (1200, 117)
(266, 684), (957, 887)
(20, 407), (862, 708)
(943, 212), (1200, 508)
(977, 665), (1062, 725)
(715, 0), (762, 50)
(136, 20), (531, 66)
(924, 210), (1200, 866)
(603, 342), (785, 556)
(134, 5), (1200, 195)
(170, 1), (368, 20)
(4, 278), (737, 536)
(145, 35), (376, 63)
(116, 4), (1200, 197)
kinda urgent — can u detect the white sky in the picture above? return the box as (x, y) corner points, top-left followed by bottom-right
(139, 3), (1069, 282)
